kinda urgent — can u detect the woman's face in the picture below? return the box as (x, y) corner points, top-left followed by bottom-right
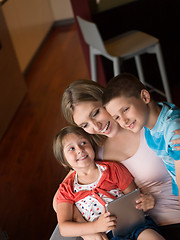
(73, 101), (120, 138)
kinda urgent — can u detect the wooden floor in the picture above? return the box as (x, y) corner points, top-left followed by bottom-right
(0, 23), (89, 240)
(0, 22), (180, 240)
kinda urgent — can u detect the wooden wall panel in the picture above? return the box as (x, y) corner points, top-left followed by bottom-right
(0, 6), (27, 140)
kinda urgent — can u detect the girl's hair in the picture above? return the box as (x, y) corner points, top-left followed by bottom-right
(61, 79), (106, 146)
(53, 125), (98, 170)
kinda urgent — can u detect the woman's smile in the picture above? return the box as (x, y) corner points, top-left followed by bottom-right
(101, 121), (110, 133)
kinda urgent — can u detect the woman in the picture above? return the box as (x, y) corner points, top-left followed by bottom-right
(60, 79), (180, 226)
(50, 79), (180, 240)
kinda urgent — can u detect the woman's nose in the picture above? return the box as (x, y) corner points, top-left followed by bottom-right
(92, 120), (101, 131)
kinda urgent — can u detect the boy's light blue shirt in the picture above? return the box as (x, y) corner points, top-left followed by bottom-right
(144, 102), (180, 196)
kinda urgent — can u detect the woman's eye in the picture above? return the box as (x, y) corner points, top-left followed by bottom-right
(81, 141), (86, 146)
(124, 107), (129, 112)
(82, 123), (88, 129)
(92, 109), (99, 117)
(115, 116), (120, 120)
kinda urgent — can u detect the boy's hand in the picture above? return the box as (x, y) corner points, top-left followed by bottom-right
(82, 232), (108, 240)
(95, 211), (117, 233)
(172, 130), (180, 150)
(136, 193), (155, 212)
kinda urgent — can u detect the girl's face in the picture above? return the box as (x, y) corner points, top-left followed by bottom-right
(63, 133), (95, 171)
(72, 101), (120, 138)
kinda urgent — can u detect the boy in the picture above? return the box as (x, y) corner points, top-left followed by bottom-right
(102, 73), (180, 203)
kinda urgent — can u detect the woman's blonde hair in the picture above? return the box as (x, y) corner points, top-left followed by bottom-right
(53, 125), (98, 170)
(61, 79), (106, 146)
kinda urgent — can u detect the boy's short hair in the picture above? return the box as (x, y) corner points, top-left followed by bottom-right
(53, 125), (98, 170)
(102, 73), (147, 105)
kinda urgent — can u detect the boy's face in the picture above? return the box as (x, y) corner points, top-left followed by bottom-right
(105, 90), (150, 133)
(63, 133), (95, 171)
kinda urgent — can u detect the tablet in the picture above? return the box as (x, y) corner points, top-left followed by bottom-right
(106, 188), (145, 237)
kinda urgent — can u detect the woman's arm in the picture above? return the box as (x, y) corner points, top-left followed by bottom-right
(122, 181), (155, 212)
(136, 193), (155, 212)
(57, 202), (117, 237)
(53, 190), (58, 212)
(175, 160), (180, 205)
(53, 170), (74, 212)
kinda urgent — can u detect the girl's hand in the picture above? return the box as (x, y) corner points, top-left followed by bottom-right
(172, 130), (180, 150)
(82, 232), (108, 240)
(135, 193), (155, 212)
(95, 211), (117, 233)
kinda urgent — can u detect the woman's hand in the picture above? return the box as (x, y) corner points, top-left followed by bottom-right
(172, 130), (180, 150)
(135, 193), (155, 212)
(94, 211), (117, 233)
(82, 232), (108, 240)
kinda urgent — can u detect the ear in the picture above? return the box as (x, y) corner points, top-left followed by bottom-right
(140, 89), (151, 104)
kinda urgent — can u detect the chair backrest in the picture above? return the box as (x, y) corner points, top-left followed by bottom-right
(77, 16), (107, 54)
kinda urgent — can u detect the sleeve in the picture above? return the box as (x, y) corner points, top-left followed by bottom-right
(165, 118), (180, 160)
(56, 177), (75, 205)
(110, 162), (134, 191)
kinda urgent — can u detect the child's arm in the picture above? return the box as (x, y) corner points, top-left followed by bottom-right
(64, 202), (109, 240)
(54, 184), (111, 239)
(122, 180), (137, 194)
(57, 202), (117, 237)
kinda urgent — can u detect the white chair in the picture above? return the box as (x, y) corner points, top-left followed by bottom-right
(49, 224), (82, 240)
(77, 16), (172, 102)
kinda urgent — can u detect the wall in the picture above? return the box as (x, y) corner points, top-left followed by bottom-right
(0, 5), (27, 140)
(2, 0), (54, 72)
(50, 0), (73, 21)
(1, 0), (74, 72)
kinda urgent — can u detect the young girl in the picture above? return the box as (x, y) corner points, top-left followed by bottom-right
(53, 125), (165, 240)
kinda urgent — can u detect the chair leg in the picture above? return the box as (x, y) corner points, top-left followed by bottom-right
(155, 44), (172, 102)
(90, 47), (97, 82)
(135, 55), (146, 85)
(113, 57), (120, 77)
